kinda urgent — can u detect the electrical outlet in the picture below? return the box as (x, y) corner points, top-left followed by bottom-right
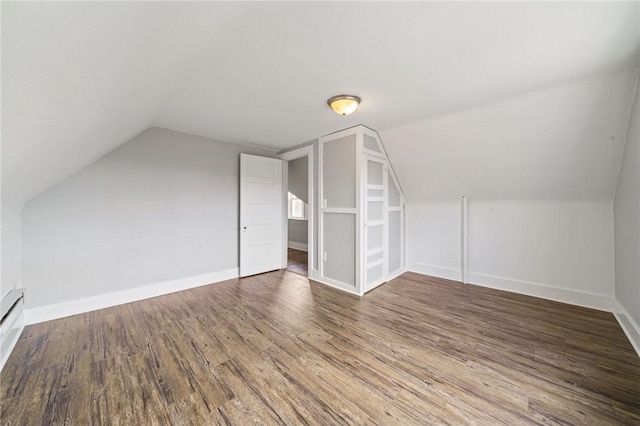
(322, 252), (327, 262)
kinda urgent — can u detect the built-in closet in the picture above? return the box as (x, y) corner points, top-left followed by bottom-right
(316, 125), (406, 295)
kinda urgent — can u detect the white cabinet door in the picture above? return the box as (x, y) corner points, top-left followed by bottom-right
(363, 154), (388, 292)
(240, 154), (284, 277)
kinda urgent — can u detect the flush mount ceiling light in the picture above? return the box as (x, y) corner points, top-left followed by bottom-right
(327, 94), (361, 116)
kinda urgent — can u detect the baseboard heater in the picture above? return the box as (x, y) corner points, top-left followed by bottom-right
(0, 288), (26, 371)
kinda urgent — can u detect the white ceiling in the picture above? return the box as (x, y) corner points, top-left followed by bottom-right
(2, 2), (639, 205)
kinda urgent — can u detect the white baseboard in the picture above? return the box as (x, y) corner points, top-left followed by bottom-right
(308, 269), (321, 281)
(288, 241), (308, 252)
(312, 268), (407, 297)
(386, 267), (408, 282)
(467, 272), (613, 312)
(407, 265), (639, 357)
(408, 262), (462, 282)
(408, 263), (612, 312)
(312, 275), (360, 296)
(24, 268), (239, 325)
(0, 300), (25, 372)
(613, 300), (640, 358)
(364, 279), (387, 294)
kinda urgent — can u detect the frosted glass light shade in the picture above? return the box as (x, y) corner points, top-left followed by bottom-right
(327, 95), (361, 116)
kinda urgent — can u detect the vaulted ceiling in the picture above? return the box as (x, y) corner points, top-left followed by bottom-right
(2, 2), (639, 205)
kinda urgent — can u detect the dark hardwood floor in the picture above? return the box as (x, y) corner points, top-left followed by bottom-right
(287, 248), (308, 276)
(1, 271), (639, 425)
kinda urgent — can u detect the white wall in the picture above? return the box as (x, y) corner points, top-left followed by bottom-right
(407, 202), (461, 281)
(287, 156), (308, 247)
(288, 220), (308, 247)
(613, 78), (640, 353)
(22, 127), (274, 310)
(381, 71), (639, 311)
(408, 200), (615, 310)
(288, 157), (308, 202)
(467, 201), (613, 307)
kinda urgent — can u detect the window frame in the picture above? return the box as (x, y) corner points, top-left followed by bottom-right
(288, 192), (308, 220)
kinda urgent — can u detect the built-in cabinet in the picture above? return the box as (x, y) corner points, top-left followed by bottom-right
(317, 125), (406, 295)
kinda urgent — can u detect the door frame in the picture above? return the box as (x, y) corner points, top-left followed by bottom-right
(279, 145), (315, 276)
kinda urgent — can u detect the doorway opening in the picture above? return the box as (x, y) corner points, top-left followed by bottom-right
(280, 145), (314, 278)
(287, 247), (308, 276)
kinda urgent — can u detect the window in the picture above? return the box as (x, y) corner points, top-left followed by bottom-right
(288, 192), (307, 220)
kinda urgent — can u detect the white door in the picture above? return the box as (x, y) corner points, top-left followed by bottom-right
(363, 154), (388, 292)
(240, 154), (284, 277)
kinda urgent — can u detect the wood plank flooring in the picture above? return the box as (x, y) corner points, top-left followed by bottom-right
(1, 271), (639, 425)
(287, 248), (308, 276)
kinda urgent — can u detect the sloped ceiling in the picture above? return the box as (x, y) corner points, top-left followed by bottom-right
(2, 2), (639, 206)
(381, 70), (639, 202)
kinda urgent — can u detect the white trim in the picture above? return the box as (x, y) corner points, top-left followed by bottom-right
(363, 154), (388, 293)
(309, 268), (321, 281)
(0, 300), (25, 372)
(364, 278), (387, 294)
(282, 162), (289, 268)
(288, 241), (308, 252)
(24, 268), (239, 325)
(312, 276), (360, 296)
(319, 137), (325, 279)
(408, 264), (613, 312)
(365, 126), (407, 202)
(613, 299), (640, 358)
(461, 196), (469, 284)
(279, 144), (314, 273)
(363, 149), (386, 159)
(279, 146), (311, 161)
(322, 207), (357, 214)
(466, 272), (613, 312)
(320, 125), (364, 143)
(386, 267), (408, 283)
(402, 201), (407, 271)
(355, 129), (363, 295)
(408, 262), (462, 282)
(318, 129), (363, 293)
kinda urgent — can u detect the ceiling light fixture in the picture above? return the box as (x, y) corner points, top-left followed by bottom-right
(327, 94), (361, 116)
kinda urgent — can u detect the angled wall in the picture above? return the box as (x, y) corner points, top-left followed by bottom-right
(21, 128), (274, 320)
(614, 77), (640, 354)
